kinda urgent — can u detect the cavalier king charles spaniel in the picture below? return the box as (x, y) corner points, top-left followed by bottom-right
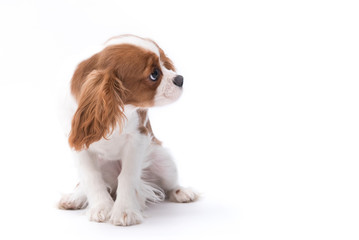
(58, 35), (198, 226)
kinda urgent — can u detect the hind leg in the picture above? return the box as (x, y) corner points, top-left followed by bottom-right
(147, 145), (199, 203)
(58, 183), (88, 210)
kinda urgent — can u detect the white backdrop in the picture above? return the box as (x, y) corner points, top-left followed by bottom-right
(0, 0), (358, 239)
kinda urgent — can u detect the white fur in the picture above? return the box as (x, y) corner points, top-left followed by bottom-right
(105, 34), (160, 57)
(154, 63), (183, 106)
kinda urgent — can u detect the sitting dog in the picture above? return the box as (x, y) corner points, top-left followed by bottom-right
(58, 35), (198, 226)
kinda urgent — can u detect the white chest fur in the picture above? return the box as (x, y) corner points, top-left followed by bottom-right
(87, 106), (149, 161)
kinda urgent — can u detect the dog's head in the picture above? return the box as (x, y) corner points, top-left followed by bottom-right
(69, 35), (183, 151)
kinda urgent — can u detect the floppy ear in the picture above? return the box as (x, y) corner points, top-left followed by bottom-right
(69, 70), (127, 151)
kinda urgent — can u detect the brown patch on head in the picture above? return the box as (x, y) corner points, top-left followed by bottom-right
(105, 35), (176, 72)
(71, 44), (162, 107)
(102, 45), (162, 107)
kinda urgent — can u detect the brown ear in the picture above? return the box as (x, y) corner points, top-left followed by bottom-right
(69, 70), (127, 151)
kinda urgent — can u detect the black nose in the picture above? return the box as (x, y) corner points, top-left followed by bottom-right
(173, 75), (184, 87)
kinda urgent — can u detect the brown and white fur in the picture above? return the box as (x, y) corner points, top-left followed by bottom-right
(58, 35), (198, 226)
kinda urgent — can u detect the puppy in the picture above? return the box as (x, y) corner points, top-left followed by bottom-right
(58, 35), (198, 226)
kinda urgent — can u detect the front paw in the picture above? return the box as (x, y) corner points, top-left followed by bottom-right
(168, 187), (199, 203)
(87, 201), (113, 222)
(58, 193), (87, 210)
(110, 208), (143, 226)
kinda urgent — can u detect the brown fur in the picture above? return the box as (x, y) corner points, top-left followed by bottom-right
(137, 109), (162, 145)
(69, 70), (127, 151)
(69, 44), (165, 150)
(105, 35), (176, 72)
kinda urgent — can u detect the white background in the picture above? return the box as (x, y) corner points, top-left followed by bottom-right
(0, 0), (358, 239)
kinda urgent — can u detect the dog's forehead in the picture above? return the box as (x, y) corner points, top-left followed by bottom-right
(105, 35), (160, 57)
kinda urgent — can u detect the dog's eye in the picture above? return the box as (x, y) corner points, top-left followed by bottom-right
(149, 69), (160, 81)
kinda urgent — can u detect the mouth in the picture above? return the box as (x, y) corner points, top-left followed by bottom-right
(154, 87), (182, 106)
